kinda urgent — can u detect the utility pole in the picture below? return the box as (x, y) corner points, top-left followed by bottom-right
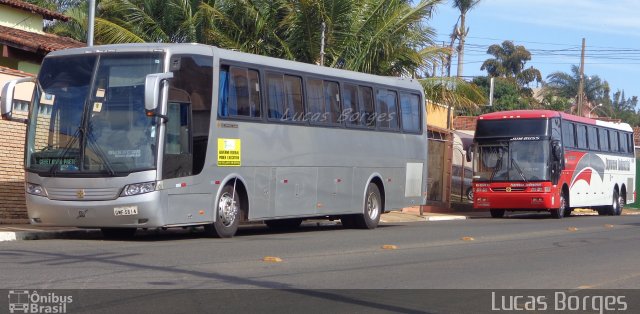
(87, 0), (95, 46)
(319, 22), (326, 66)
(577, 38), (586, 116)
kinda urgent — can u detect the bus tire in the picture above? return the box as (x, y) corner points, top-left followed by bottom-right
(101, 228), (136, 239)
(551, 192), (567, 219)
(353, 183), (382, 229)
(490, 209), (505, 218)
(265, 218), (303, 230)
(609, 190), (622, 216)
(205, 185), (240, 238)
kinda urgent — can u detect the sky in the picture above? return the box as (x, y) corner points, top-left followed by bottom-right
(428, 0), (640, 105)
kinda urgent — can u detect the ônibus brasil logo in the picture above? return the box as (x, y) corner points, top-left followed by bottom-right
(8, 290), (73, 313)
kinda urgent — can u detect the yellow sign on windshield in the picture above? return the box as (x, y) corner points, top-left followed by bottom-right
(217, 138), (241, 166)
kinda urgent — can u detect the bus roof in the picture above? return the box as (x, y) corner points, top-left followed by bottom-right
(478, 110), (633, 132)
(44, 43), (424, 92)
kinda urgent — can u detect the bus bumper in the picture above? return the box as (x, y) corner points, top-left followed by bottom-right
(26, 191), (165, 228)
(474, 192), (556, 210)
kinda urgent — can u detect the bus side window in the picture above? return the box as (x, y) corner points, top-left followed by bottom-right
(609, 130), (619, 152)
(400, 92), (421, 133)
(576, 124), (587, 149)
(588, 126), (598, 150)
(619, 132), (628, 153)
(266, 72), (285, 120)
(342, 83), (359, 126)
(376, 89), (399, 130)
(561, 121), (576, 148)
(359, 86), (375, 128)
(598, 128), (609, 151)
(284, 74), (304, 121)
(324, 81), (341, 124)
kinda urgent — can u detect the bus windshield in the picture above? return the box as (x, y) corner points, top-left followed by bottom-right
(26, 53), (163, 176)
(474, 140), (550, 182)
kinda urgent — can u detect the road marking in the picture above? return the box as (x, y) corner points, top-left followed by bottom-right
(381, 244), (397, 250)
(262, 256), (283, 263)
(567, 227), (578, 232)
(604, 224), (614, 228)
(461, 236), (475, 241)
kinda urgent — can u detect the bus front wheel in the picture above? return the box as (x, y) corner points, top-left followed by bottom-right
(347, 183), (382, 229)
(205, 185), (240, 238)
(551, 192), (567, 219)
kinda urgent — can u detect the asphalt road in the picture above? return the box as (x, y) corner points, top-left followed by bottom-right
(1, 214), (640, 290)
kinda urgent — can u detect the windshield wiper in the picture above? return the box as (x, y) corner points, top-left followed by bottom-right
(87, 130), (117, 176)
(489, 145), (508, 182)
(510, 158), (528, 183)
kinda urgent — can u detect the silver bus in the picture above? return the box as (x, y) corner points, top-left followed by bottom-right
(1, 43), (428, 238)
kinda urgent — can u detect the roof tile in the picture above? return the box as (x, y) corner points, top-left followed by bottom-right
(0, 24), (84, 54)
(0, 0), (69, 21)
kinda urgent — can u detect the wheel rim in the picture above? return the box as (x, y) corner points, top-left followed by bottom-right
(618, 194), (625, 213)
(218, 192), (237, 227)
(559, 193), (566, 212)
(613, 193), (619, 214)
(366, 191), (380, 220)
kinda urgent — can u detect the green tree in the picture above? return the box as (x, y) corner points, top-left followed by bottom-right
(544, 65), (609, 106)
(480, 40), (542, 88)
(472, 76), (535, 112)
(451, 0), (481, 78)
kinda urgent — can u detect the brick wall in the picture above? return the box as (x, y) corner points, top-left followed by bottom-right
(0, 116), (28, 221)
(453, 116), (477, 131)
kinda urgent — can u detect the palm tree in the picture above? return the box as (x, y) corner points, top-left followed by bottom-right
(545, 65), (608, 104)
(452, 0), (481, 78)
(481, 40), (541, 87)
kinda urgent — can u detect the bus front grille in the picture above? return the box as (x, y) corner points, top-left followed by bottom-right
(46, 187), (121, 201)
(492, 187), (526, 192)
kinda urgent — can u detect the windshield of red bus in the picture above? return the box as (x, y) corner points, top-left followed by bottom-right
(474, 140), (550, 182)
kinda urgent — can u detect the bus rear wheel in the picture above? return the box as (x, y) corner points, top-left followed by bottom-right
(205, 185), (240, 238)
(101, 228), (136, 239)
(490, 209), (505, 218)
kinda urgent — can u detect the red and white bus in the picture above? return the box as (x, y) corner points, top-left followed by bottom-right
(470, 110), (635, 218)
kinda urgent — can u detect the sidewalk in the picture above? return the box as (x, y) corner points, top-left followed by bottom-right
(0, 210), (475, 242)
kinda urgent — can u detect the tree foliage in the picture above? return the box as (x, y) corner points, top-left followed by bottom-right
(480, 40), (541, 88)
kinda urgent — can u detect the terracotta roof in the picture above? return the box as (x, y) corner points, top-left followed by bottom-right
(0, 65), (34, 77)
(0, 24), (84, 54)
(0, 0), (69, 21)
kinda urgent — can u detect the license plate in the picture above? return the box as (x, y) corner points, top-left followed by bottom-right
(114, 206), (138, 216)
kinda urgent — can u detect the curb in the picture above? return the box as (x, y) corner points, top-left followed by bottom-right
(0, 229), (100, 242)
(425, 215), (468, 221)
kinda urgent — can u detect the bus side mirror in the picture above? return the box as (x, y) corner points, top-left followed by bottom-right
(552, 141), (562, 161)
(465, 144), (473, 163)
(1, 77), (35, 122)
(144, 72), (174, 113)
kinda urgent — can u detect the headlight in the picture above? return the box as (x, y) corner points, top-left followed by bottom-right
(26, 183), (47, 197)
(121, 182), (156, 196)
